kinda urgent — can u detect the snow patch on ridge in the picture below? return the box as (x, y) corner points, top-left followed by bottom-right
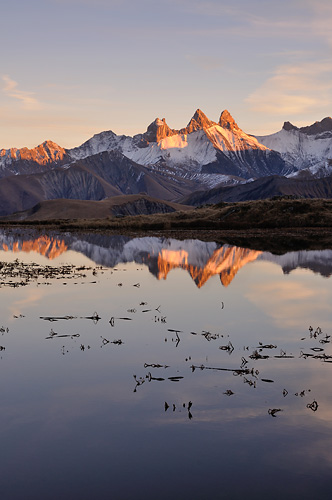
(206, 125), (268, 153)
(257, 128), (332, 172)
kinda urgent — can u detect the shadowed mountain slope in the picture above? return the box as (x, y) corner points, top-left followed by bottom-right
(0, 150), (197, 216)
(180, 175), (332, 205)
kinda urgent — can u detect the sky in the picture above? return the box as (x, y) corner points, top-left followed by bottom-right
(0, 0), (331, 149)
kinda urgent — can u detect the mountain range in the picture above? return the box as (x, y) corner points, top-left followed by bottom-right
(0, 110), (332, 216)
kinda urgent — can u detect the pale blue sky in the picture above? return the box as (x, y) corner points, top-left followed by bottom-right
(1, 0), (331, 148)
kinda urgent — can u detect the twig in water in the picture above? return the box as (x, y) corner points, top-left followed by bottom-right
(268, 408), (283, 417)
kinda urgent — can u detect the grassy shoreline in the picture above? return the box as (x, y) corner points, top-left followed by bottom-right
(1, 198), (332, 254)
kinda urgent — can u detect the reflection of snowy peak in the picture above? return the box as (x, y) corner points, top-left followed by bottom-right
(2, 230), (332, 287)
(257, 118), (332, 179)
(261, 250), (332, 278)
(0, 233), (68, 259)
(70, 236), (219, 272)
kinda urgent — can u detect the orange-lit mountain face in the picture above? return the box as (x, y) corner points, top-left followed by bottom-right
(157, 246), (262, 287)
(1, 235), (67, 260)
(0, 140), (67, 165)
(143, 109), (249, 145)
(142, 109), (221, 143)
(68, 108), (291, 185)
(0, 140), (69, 178)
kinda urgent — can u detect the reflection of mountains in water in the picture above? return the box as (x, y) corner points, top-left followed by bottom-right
(0, 233), (68, 260)
(1, 229), (332, 286)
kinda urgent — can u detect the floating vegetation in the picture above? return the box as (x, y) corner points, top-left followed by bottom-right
(268, 408), (283, 417)
(164, 401), (193, 419)
(257, 343), (277, 349)
(249, 350), (269, 360)
(274, 349), (294, 359)
(40, 315), (77, 321)
(109, 316), (132, 326)
(144, 363), (169, 368)
(307, 400), (319, 412)
(0, 260), (88, 287)
(0, 252), (329, 423)
(45, 329), (80, 340)
(202, 331), (220, 341)
(81, 312), (101, 323)
(190, 364), (257, 377)
(219, 341), (234, 353)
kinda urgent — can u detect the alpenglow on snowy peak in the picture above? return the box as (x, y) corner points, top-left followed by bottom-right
(0, 140), (69, 176)
(0, 109), (291, 187)
(67, 108), (291, 185)
(1, 109), (332, 218)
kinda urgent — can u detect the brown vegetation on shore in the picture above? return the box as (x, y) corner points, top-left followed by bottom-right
(1, 197), (332, 253)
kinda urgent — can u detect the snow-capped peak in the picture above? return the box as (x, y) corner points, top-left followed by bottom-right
(0, 140), (68, 172)
(257, 117), (332, 173)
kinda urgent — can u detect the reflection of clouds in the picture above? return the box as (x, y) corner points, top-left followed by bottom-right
(10, 290), (44, 316)
(246, 278), (330, 329)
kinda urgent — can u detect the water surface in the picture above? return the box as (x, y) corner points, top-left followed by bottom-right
(1, 229), (332, 499)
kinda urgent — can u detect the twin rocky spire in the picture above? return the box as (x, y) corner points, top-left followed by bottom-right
(143, 109), (240, 143)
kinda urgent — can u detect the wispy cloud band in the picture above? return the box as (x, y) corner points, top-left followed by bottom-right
(2, 75), (41, 110)
(246, 60), (332, 116)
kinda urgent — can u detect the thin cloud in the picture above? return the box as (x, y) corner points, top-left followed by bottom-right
(246, 61), (332, 116)
(246, 278), (330, 329)
(311, 1), (332, 46)
(2, 75), (41, 110)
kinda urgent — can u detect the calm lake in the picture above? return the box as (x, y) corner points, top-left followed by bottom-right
(1, 228), (332, 499)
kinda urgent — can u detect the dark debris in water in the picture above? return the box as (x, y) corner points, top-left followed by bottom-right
(268, 408), (283, 418)
(0, 255), (329, 422)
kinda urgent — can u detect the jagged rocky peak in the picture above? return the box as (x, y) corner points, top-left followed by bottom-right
(282, 121), (298, 132)
(0, 140), (68, 164)
(143, 117), (176, 143)
(38, 140), (67, 155)
(182, 109), (215, 134)
(299, 117), (332, 135)
(218, 110), (239, 131)
(27, 140), (68, 163)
